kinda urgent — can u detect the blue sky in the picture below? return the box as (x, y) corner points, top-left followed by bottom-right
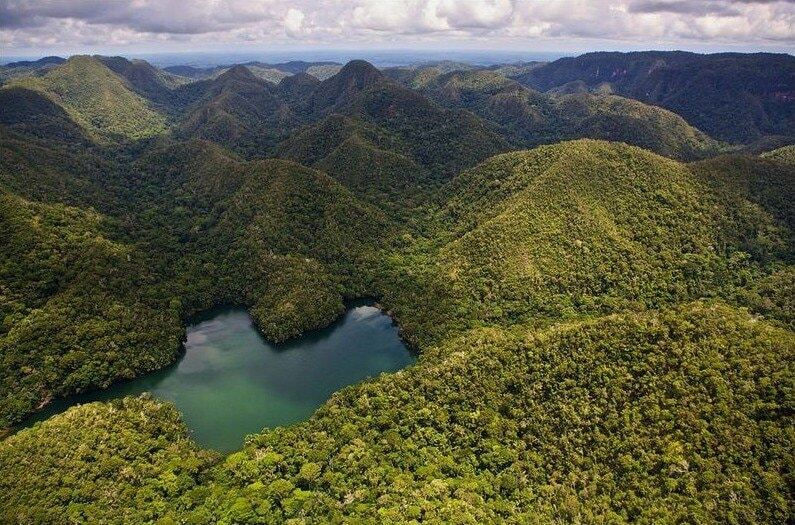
(1, 0), (793, 58)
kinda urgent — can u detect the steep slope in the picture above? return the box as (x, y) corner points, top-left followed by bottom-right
(0, 190), (183, 425)
(273, 62), (510, 203)
(762, 144), (795, 166)
(309, 59), (386, 114)
(96, 56), (188, 108)
(274, 113), (427, 204)
(413, 69), (723, 160)
(130, 140), (394, 335)
(0, 127), (121, 210)
(176, 65), (297, 156)
(381, 140), (793, 346)
(190, 159), (392, 340)
(274, 72), (320, 109)
(8, 56), (168, 140)
(290, 61), (510, 180)
(0, 87), (89, 143)
(517, 51), (795, 144)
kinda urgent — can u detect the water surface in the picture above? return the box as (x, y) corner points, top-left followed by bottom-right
(23, 303), (414, 451)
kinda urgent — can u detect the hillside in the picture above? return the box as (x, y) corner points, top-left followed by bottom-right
(517, 51), (795, 144)
(274, 62), (510, 201)
(0, 134), (392, 426)
(0, 190), (183, 425)
(380, 140), (794, 346)
(0, 87), (89, 143)
(175, 66), (298, 156)
(410, 69), (722, 160)
(7, 56), (168, 140)
(96, 56), (188, 108)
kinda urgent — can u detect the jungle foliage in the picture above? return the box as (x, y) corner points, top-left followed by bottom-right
(0, 54), (793, 524)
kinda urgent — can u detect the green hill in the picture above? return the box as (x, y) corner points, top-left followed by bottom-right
(275, 114), (428, 206)
(0, 87), (88, 143)
(8, 56), (168, 140)
(0, 53), (793, 525)
(96, 56), (188, 108)
(412, 69), (723, 160)
(176, 66), (297, 156)
(276, 62), (510, 194)
(0, 134), (392, 425)
(0, 190), (182, 425)
(762, 144), (795, 166)
(380, 140), (793, 347)
(517, 51), (795, 144)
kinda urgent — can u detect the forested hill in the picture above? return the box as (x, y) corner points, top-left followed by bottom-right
(1, 139), (793, 523)
(516, 51), (795, 144)
(0, 51), (793, 523)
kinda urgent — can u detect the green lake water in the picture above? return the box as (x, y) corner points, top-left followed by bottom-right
(22, 303), (415, 451)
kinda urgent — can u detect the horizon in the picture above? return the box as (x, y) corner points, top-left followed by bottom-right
(3, 46), (793, 69)
(2, 1), (792, 59)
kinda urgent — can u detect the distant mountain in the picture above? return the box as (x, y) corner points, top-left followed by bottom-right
(163, 60), (342, 83)
(162, 65), (219, 79)
(6, 56), (167, 140)
(401, 68), (722, 160)
(278, 60), (510, 197)
(309, 60), (386, 114)
(267, 60), (340, 74)
(96, 56), (188, 108)
(275, 72), (320, 108)
(4, 56), (65, 69)
(175, 65), (297, 155)
(516, 51), (795, 144)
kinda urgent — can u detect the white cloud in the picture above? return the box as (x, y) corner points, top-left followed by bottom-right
(284, 8), (306, 37)
(1, 0), (793, 53)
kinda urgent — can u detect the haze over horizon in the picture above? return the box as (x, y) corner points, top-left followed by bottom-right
(1, 0), (793, 59)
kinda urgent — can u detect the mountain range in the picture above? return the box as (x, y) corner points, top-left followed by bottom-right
(0, 50), (792, 523)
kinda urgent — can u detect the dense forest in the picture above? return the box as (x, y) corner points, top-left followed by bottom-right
(0, 52), (793, 523)
(515, 51), (795, 145)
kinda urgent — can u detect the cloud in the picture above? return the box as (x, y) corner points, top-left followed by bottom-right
(284, 8), (305, 38)
(1, 0), (793, 53)
(628, 1), (742, 16)
(0, 0), (278, 34)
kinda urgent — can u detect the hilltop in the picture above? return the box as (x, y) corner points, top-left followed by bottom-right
(516, 51), (795, 144)
(381, 140), (794, 346)
(403, 68), (723, 160)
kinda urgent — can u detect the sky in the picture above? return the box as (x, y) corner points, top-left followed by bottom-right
(1, 0), (793, 59)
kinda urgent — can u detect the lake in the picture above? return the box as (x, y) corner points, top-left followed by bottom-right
(21, 302), (415, 451)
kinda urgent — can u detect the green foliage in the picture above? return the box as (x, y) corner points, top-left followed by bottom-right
(517, 51), (795, 144)
(8, 55), (168, 140)
(380, 140), (793, 348)
(411, 69), (723, 160)
(0, 191), (183, 425)
(175, 66), (299, 156)
(762, 144), (795, 166)
(0, 396), (217, 524)
(3, 304), (791, 523)
(0, 56), (793, 524)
